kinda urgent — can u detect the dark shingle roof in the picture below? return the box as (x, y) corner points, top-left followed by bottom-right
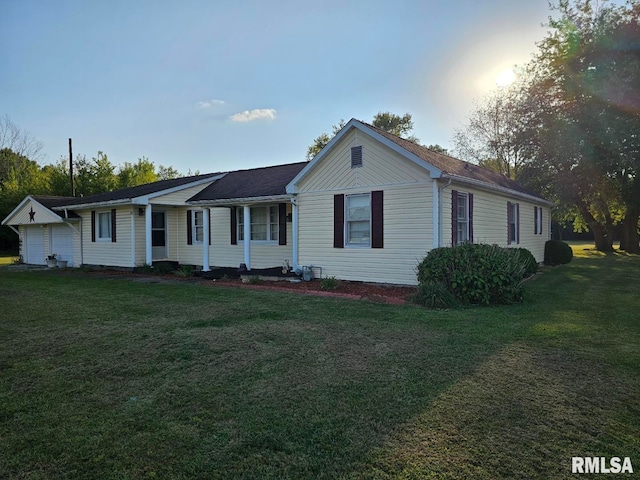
(360, 121), (541, 198)
(31, 196), (82, 218)
(189, 162), (307, 202)
(56, 173), (221, 206)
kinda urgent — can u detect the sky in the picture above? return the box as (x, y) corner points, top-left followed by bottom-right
(1, 0), (556, 174)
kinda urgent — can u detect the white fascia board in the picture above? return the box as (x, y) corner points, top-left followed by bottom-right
(188, 194), (292, 207)
(132, 174), (226, 205)
(285, 118), (442, 194)
(442, 174), (554, 206)
(2, 196), (64, 225)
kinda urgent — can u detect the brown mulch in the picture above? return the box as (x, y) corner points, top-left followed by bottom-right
(219, 278), (416, 305)
(78, 269), (416, 305)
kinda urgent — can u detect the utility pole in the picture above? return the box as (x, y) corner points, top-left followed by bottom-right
(69, 138), (75, 196)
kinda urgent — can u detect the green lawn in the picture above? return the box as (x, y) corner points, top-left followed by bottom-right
(1, 248), (639, 479)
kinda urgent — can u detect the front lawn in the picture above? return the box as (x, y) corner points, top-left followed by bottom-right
(1, 249), (638, 479)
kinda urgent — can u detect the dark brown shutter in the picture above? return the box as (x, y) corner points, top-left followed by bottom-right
(111, 209), (116, 243)
(516, 203), (520, 244)
(334, 194), (344, 248)
(187, 210), (193, 245)
(351, 146), (363, 168)
(371, 190), (383, 248)
(278, 203), (287, 246)
(507, 202), (512, 245)
(230, 207), (237, 245)
(468, 193), (474, 243)
(91, 210), (96, 242)
(534, 206), (538, 235)
(451, 190), (458, 246)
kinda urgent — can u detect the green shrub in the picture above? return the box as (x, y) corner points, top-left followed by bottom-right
(416, 243), (526, 306)
(175, 264), (195, 278)
(544, 240), (573, 265)
(137, 264), (154, 274)
(154, 263), (175, 275)
(514, 248), (538, 277)
(320, 276), (340, 291)
(412, 281), (459, 309)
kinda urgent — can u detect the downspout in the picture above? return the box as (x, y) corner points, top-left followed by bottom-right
(436, 177), (453, 248)
(291, 196), (299, 271)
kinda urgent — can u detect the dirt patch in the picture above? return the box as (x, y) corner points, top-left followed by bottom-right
(215, 278), (416, 305)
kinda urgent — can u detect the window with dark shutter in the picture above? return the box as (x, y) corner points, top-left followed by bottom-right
(111, 209), (116, 242)
(451, 190), (458, 246)
(278, 203), (287, 246)
(91, 210), (96, 242)
(230, 207), (237, 245)
(187, 210), (193, 245)
(351, 146), (363, 168)
(371, 190), (383, 248)
(334, 194), (345, 248)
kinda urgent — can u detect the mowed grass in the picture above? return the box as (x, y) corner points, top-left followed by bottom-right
(0, 247), (639, 479)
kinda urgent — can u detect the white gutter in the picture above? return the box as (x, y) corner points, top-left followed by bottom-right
(188, 194), (292, 206)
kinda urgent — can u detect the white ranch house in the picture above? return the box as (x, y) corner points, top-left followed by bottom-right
(2, 119), (552, 285)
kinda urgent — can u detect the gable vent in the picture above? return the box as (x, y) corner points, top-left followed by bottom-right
(351, 146), (363, 168)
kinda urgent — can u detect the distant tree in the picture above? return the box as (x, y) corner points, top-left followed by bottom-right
(306, 112), (420, 161)
(74, 152), (118, 196)
(117, 157), (157, 189)
(0, 115), (43, 162)
(426, 144), (449, 155)
(157, 165), (182, 180)
(371, 112), (420, 144)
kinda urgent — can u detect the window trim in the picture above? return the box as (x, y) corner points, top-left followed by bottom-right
(192, 210), (204, 244)
(508, 202), (520, 245)
(345, 193), (371, 248)
(456, 192), (470, 245)
(534, 206), (543, 235)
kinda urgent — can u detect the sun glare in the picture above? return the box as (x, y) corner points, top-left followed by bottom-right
(495, 68), (516, 87)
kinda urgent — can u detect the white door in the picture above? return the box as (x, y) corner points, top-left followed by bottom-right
(152, 211), (167, 259)
(24, 226), (45, 265)
(50, 224), (75, 266)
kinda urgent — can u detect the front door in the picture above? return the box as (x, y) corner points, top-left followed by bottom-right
(152, 211), (167, 259)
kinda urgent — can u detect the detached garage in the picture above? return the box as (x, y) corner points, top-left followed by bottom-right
(2, 196), (81, 267)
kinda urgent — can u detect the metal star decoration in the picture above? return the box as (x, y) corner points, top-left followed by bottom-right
(29, 207), (36, 222)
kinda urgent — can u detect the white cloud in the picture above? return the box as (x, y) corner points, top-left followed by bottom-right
(197, 99), (225, 109)
(230, 108), (277, 122)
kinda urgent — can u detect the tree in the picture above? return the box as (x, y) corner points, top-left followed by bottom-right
(371, 112), (420, 144)
(305, 112), (420, 161)
(453, 86), (528, 178)
(523, 0), (640, 252)
(426, 144), (449, 155)
(0, 115), (43, 162)
(117, 157), (157, 189)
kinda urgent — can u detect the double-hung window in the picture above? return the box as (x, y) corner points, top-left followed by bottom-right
(534, 206), (543, 235)
(346, 194), (371, 246)
(238, 205), (279, 242)
(193, 210), (204, 244)
(97, 212), (112, 241)
(456, 193), (469, 244)
(508, 202), (520, 244)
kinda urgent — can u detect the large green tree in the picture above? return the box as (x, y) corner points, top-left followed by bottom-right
(306, 112), (420, 161)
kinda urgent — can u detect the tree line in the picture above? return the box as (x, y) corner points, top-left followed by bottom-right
(453, 0), (640, 253)
(0, 115), (184, 251)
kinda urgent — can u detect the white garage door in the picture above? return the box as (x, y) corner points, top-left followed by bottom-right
(50, 224), (75, 267)
(24, 226), (45, 265)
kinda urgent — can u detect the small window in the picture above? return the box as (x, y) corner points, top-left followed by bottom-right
(535, 206), (543, 235)
(193, 210), (204, 243)
(346, 194), (371, 246)
(508, 202), (519, 244)
(456, 193), (469, 244)
(97, 212), (112, 241)
(351, 146), (363, 168)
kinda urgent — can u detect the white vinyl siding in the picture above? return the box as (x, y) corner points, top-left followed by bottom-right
(298, 184), (432, 285)
(80, 207), (132, 267)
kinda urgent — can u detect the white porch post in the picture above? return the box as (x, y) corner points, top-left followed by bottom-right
(243, 205), (251, 271)
(291, 198), (299, 271)
(432, 179), (440, 249)
(145, 204), (153, 265)
(202, 208), (210, 272)
(131, 208), (136, 267)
